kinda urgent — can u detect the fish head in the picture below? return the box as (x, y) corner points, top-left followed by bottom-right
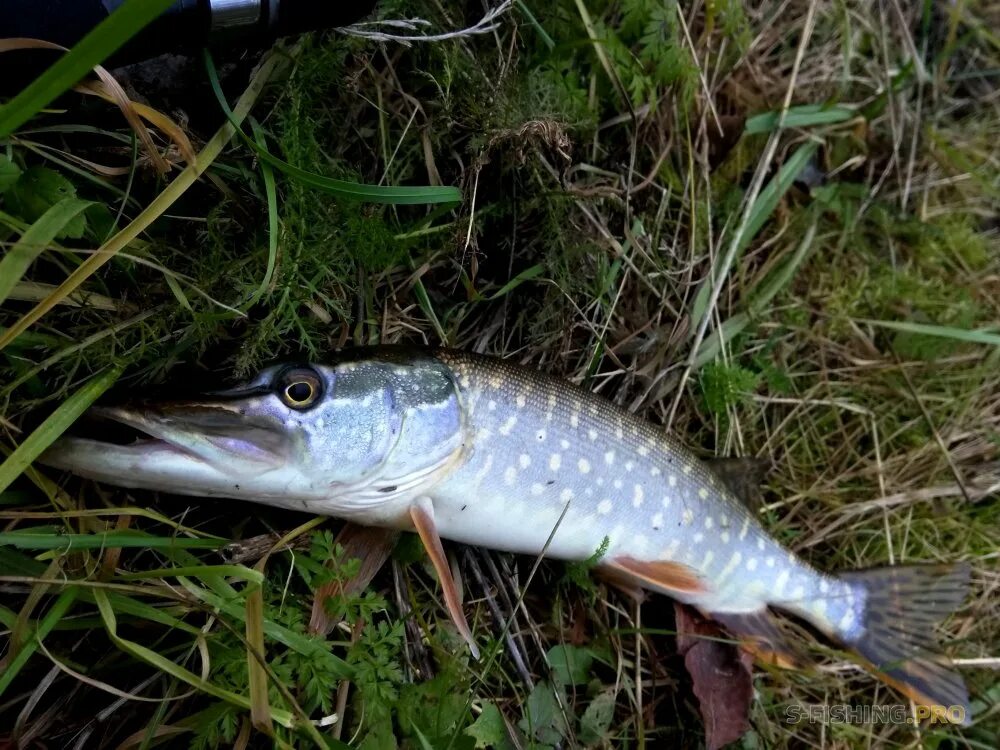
(42, 355), (467, 517)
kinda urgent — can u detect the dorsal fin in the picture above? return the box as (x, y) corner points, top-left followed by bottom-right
(705, 457), (771, 510)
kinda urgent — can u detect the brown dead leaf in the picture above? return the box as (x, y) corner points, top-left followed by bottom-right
(309, 523), (399, 635)
(675, 603), (754, 750)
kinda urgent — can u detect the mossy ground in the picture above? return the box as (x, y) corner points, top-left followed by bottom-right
(1, 1), (998, 748)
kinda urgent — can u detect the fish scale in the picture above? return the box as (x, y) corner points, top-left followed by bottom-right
(41, 347), (972, 722)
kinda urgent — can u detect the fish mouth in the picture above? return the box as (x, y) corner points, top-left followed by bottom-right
(40, 403), (290, 495)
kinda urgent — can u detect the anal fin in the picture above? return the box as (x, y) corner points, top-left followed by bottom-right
(711, 610), (803, 669)
(409, 497), (480, 659)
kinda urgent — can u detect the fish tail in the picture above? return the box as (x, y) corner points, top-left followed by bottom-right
(836, 563), (971, 724)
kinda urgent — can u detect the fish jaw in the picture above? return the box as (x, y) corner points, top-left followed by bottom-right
(40, 404), (297, 499)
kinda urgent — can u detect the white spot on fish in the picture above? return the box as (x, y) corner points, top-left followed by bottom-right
(516, 394), (526, 408)
(668, 475), (677, 487)
(560, 439), (570, 450)
(838, 609), (855, 631)
(700, 550), (714, 568)
(704, 517), (713, 530)
(499, 416), (517, 436)
(615, 425), (624, 439)
(460, 376), (471, 388)
(774, 570), (790, 596)
(473, 454), (494, 484)
(504, 466), (517, 486)
(766, 556), (775, 568)
(531, 483), (544, 496)
(604, 450), (615, 465)
(570, 413), (579, 428)
(693, 532), (704, 543)
(698, 488), (709, 500)
(578, 458), (591, 474)
(637, 446), (649, 457)
(683, 464), (693, 475)
(588, 429), (598, 441)
(633, 485), (644, 507)
(790, 585), (805, 601)
(811, 600), (828, 617)
(757, 537), (766, 551)
(613, 479), (623, 489)
(519, 454), (531, 469)
(720, 531), (730, 543)
(560, 488), (574, 502)
(682, 509), (694, 525)
(652, 512), (663, 529)
(720, 551), (742, 578)
(819, 579), (830, 593)
(661, 496), (672, 508)
(597, 499), (612, 515)
(650, 466), (661, 477)
(549, 454), (561, 471)
(739, 518), (750, 540)
(662, 539), (681, 558)
(596, 477), (604, 486)
(625, 461), (635, 471)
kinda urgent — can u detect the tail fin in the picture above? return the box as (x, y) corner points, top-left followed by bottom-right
(839, 563), (971, 725)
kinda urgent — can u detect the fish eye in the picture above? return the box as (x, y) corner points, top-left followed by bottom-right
(276, 367), (322, 410)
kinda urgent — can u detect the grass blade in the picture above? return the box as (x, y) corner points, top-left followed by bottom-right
(244, 118), (279, 310)
(861, 319), (1000, 347)
(0, 198), (93, 305)
(745, 104), (857, 134)
(204, 51), (462, 205)
(0, 0), (177, 138)
(91, 588), (299, 728)
(0, 531), (225, 551)
(0, 48), (284, 352)
(690, 141), (819, 330)
(692, 219), (820, 367)
(0, 365), (120, 494)
(0, 589), (78, 699)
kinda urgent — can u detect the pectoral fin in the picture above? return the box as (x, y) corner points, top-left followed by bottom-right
(409, 497), (480, 659)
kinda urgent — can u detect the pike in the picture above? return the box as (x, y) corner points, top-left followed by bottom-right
(42, 348), (971, 722)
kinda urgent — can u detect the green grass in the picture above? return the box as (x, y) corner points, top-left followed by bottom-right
(1, 0), (998, 747)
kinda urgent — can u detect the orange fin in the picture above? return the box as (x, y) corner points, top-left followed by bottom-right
(409, 498), (480, 659)
(711, 610), (803, 670)
(309, 523), (399, 635)
(603, 556), (707, 595)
